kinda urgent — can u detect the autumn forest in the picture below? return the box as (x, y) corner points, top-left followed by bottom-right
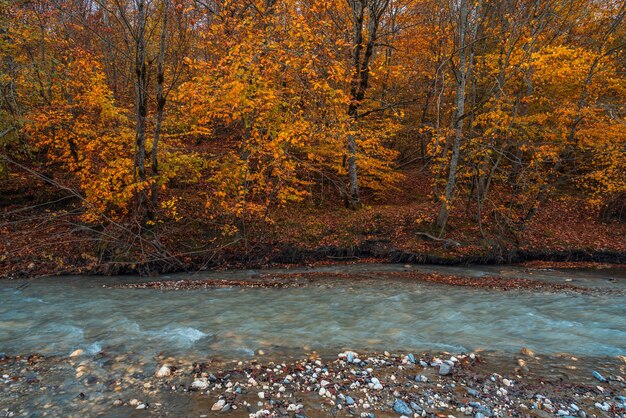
(1, 0), (626, 276)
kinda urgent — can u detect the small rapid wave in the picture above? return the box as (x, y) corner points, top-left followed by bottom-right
(147, 326), (209, 346)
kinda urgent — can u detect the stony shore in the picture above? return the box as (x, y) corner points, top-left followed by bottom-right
(1, 349), (625, 417)
(104, 270), (626, 296)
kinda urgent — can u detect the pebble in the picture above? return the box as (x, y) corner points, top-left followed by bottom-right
(393, 399), (412, 415)
(410, 401), (423, 413)
(211, 399), (225, 411)
(69, 349), (84, 358)
(439, 363), (452, 375)
(155, 365), (171, 378)
(594, 402), (609, 411)
(370, 377), (383, 390)
(467, 388), (479, 397)
(591, 370), (606, 382)
(191, 379), (209, 390)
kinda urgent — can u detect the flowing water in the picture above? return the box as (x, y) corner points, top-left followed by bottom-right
(1, 264), (625, 360)
(1, 264), (626, 417)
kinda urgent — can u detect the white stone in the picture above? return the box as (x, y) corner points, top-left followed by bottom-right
(155, 365), (171, 378)
(212, 399), (226, 411)
(69, 349), (84, 358)
(191, 379), (209, 390)
(595, 402), (609, 412)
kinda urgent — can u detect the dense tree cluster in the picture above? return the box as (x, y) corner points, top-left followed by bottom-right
(1, 0), (625, 238)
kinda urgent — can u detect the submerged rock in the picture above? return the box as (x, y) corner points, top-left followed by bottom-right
(520, 347), (534, 357)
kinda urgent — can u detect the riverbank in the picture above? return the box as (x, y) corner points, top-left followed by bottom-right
(2, 177), (626, 280)
(2, 349), (625, 417)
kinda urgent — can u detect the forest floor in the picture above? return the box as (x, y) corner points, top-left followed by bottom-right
(1, 169), (626, 279)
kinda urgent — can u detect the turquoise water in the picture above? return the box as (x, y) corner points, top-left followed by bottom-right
(1, 265), (624, 359)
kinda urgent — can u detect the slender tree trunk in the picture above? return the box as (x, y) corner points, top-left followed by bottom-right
(344, 0), (389, 209)
(346, 133), (359, 207)
(134, 0), (148, 217)
(346, 0), (365, 209)
(436, 0), (472, 231)
(151, 2), (168, 213)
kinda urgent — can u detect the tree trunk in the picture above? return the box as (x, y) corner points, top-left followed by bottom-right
(346, 133), (360, 208)
(344, 0), (389, 209)
(436, 0), (472, 231)
(345, 0), (365, 209)
(151, 1), (168, 213)
(134, 0), (148, 218)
